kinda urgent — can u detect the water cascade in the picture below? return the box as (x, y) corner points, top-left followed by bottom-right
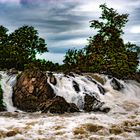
(0, 71), (139, 140)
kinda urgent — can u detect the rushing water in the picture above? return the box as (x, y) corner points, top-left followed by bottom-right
(0, 71), (140, 140)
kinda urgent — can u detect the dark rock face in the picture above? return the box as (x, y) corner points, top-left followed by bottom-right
(7, 68), (18, 75)
(97, 84), (106, 95)
(40, 96), (79, 114)
(73, 81), (80, 93)
(110, 78), (124, 91)
(12, 70), (79, 113)
(83, 94), (110, 113)
(49, 75), (57, 85)
(86, 76), (97, 84)
(12, 70), (111, 113)
(13, 70), (55, 112)
(0, 74), (2, 80)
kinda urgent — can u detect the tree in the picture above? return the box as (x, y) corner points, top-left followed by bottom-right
(0, 26), (9, 69)
(0, 25), (8, 45)
(84, 4), (139, 78)
(0, 25), (48, 70)
(63, 49), (86, 72)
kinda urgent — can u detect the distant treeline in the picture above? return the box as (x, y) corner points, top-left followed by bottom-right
(0, 4), (140, 78)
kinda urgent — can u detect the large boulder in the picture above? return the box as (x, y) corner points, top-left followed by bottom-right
(12, 70), (79, 113)
(83, 94), (110, 113)
(13, 70), (55, 112)
(110, 78), (124, 91)
(39, 96), (79, 114)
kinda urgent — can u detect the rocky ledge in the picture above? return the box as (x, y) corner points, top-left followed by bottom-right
(12, 70), (79, 113)
(12, 69), (113, 114)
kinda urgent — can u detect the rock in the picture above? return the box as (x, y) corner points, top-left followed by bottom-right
(72, 81), (80, 93)
(97, 84), (106, 95)
(126, 73), (140, 83)
(69, 103), (80, 112)
(39, 96), (79, 114)
(0, 106), (6, 112)
(86, 76), (97, 84)
(83, 73), (106, 85)
(7, 68), (18, 75)
(99, 106), (110, 113)
(110, 78), (124, 91)
(68, 72), (75, 77)
(83, 93), (110, 113)
(12, 69), (55, 112)
(12, 69), (80, 113)
(49, 75), (57, 85)
(83, 94), (105, 112)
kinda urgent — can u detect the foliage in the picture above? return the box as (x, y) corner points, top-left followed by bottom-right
(63, 49), (86, 72)
(63, 4), (139, 78)
(85, 4), (139, 77)
(0, 25), (48, 70)
(24, 59), (61, 72)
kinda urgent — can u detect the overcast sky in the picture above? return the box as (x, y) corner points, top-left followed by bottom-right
(0, 0), (140, 63)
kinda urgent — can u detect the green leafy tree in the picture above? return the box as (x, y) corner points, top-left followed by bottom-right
(84, 4), (139, 78)
(63, 49), (86, 72)
(0, 26), (9, 69)
(0, 25), (8, 45)
(8, 26), (48, 70)
(0, 25), (48, 70)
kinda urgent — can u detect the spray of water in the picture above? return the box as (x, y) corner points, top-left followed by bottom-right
(0, 71), (140, 140)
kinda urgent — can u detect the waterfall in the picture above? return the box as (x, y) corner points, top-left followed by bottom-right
(0, 71), (140, 113)
(0, 71), (140, 140)
(0, 71), (17, 112)
(48, 73), (140, 112)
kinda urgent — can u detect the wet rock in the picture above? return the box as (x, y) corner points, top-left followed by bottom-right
(0, 106), (6, 112)
(12, 69), (55, 112)
(7, 68), (18, 75)
(73, 81), (80, 93)
(0, 85), (6, 112)
(99, 106), (110, 113)
(40, 96), (79, 114)
(68, 72), (75, 77)
(97, 84), (106, 95)
(110, 78), (124, 91)
(12, 69), (80, 113)
(83, 73), (106, 85)
(69, 103), (80, 112)
(83, 94), (105, 112)
(86, 76), (97, 84)
(49, 74), (57, 85)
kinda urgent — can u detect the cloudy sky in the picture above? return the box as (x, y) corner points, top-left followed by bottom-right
(0, 0), (140, 63)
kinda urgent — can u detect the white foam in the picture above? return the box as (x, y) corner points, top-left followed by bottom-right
(0, 72), (140, 139)
(0, 71), (17, 112)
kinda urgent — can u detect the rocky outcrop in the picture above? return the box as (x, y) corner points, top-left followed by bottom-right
(0, 85), (6, 112)
(12, 70), (79, 113)
(13, 70), (55, 112)
(12, 70), (112, 113)
(110, 78), (124, 91)
(7, 68), (18, 75)
(83, 94), (110, 113)
(48, 72), (57, 85)
(39, 96), (79, 114)
(73, 81), (80, 93)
